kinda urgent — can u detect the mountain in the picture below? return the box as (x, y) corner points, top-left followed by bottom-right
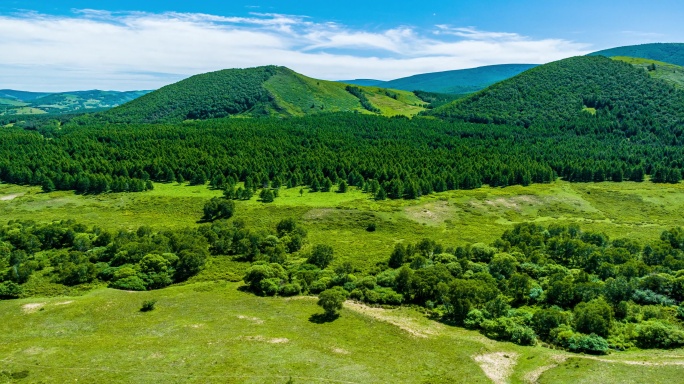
(431, 55), (684, 136)
(589, 43), (684, 66)
(612, 56), (684, 89)
(372, 64), (538, 94)
(0, 89), (151, 116)
(102, 66), (426, 123)
(339, 79), (384, 86)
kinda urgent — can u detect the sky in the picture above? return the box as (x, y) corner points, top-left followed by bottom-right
(1, 0), (683, 91)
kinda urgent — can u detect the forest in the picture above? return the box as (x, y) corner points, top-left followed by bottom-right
(3, 113), (684, 199)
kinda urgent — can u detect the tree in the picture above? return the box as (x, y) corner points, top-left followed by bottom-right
(375, 187), (387, 201)
(307, 244), (334, 268)
(202, 198), (235, 221)
(41, 177), (55, 193)
(573, 298), (613, 337)
(317, 286), (349, 317)
(259, 188), (275, 203)
(337, 180), (348, 193)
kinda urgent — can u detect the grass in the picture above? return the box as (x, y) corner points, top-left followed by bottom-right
(263, 69), (425, 117)
(4, 179), (684, 271)
(612, 56), (684, 89)
(3, 180), (684, 382)
(3, 282), (682, 383)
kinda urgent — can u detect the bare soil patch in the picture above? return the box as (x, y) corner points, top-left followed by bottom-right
(0, 193), (23, 201)
(22, 303), (45, 314)
(472, 352), (519, 384)
(344, 301), (441, 338)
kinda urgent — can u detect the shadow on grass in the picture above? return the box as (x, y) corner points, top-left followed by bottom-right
(309, 312), (339, 324)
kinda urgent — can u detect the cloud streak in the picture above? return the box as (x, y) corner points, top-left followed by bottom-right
(0, 10), (592, 91)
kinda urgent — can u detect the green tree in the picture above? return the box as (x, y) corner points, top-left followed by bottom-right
(317, 286), (349, 317)
(307, 244), (334, 269)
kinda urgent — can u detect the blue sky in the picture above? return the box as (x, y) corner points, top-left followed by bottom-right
(1, 1), (682, 91)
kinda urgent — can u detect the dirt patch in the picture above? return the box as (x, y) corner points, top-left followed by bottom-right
(344, 301), (441, 338)
(241, 335), (290, 344)
(483, 195), (543, 211)
(303, 208), (336, 221)
(404, 201), (455, 226)
(54, 301), (73, 306)
(473, 352), (519, 384)
(237, 315), (264, 324)
(187, 324), (205, 329)
(22, 303), (45, 314)
(524, 355), (566, 383)
(331, 347), (350, 355)
(0, 193), (23, 201)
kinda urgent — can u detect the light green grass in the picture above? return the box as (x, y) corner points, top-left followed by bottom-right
(263, 69), (426, 117)
(3, 282), (681, 383)
(612, 56), (684, 89)
(4, 180), (684, 271)
(4, 180), (684, 382)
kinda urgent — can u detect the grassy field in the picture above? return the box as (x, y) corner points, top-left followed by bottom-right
(612, 56), (684, 88)
(2, 281), (682, 383)
(4, 179), (684, 270)
(3, 179), (684, 382)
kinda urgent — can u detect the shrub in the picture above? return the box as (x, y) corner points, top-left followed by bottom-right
(140, 299), (157, 312)
(573, 298), (613, 337)
(317, 286), (349, 316)
(110, 276), (147, 291)
(635, 320), (684, 349)
(307, 245), (334, 269)
(279, 283), (302, 297)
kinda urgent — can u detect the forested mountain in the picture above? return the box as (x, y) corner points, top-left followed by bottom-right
(100, 66), (425, 123)
(431, 56), (684, 137)
(338, 64), (537, 94)
(0, 89), (151, 116)
(378, 64), (538, 94)
(589, 43), (684, 66)
(338, 79), (384, 86)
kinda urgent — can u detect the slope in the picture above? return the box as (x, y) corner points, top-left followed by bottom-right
(612, 56), (684, 89)
(431, 55), (684, 136)
(589, 43), (684, 66)
(338, 79), (384, 86)
(378, 64), (538, 94)
(101, 66), (425, 123)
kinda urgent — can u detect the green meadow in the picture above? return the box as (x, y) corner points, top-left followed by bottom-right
(3, 180), (684, 382)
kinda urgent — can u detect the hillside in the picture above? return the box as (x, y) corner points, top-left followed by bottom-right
(0, 89), (151, 116)
(589, 43), (684, 66)
(378, 64), (538, 94)
(613, 56), (684, 89)
(431, 55), (684, 135)
(102, 66), (425, 123)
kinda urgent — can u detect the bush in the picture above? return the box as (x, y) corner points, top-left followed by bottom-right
(573, 298), (613, 337)
(279, 283), (302, 297)
(317, 286), (349, 316)
(140, 299), (157, 312)
(307, 245), (334, 269)
(635, 320), (684, 348)
(110, 276), (147, 291)
(480, 316), (537, 346)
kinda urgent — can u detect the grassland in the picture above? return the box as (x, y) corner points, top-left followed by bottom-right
(4, 179), (684, 270)
(612, 56), (684, 88)
(2, 281), (683, 383)
(3, 180), (684, 382)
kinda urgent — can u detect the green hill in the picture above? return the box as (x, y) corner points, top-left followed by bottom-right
(0, 89), (151, 116)
(589, 43), (684, 66)
(377, 64), (538, 94)
(102, 66), (425, 123)
(431, 55), (684, 135)
(612, 56), (684, 89)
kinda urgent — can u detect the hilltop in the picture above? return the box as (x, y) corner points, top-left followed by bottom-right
(101, 66), (425, 123)
(589, 43), (684, 66)
(0, 89), (150, 116)
(431, 55), (684, 135)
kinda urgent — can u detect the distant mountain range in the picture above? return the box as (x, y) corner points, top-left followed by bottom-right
(0, 89), (151, 116)
(341, 64), (538, 95)
(589, 43), (684, 66)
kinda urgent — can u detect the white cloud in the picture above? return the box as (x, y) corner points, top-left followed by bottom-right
(0, 10), (592, 91)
